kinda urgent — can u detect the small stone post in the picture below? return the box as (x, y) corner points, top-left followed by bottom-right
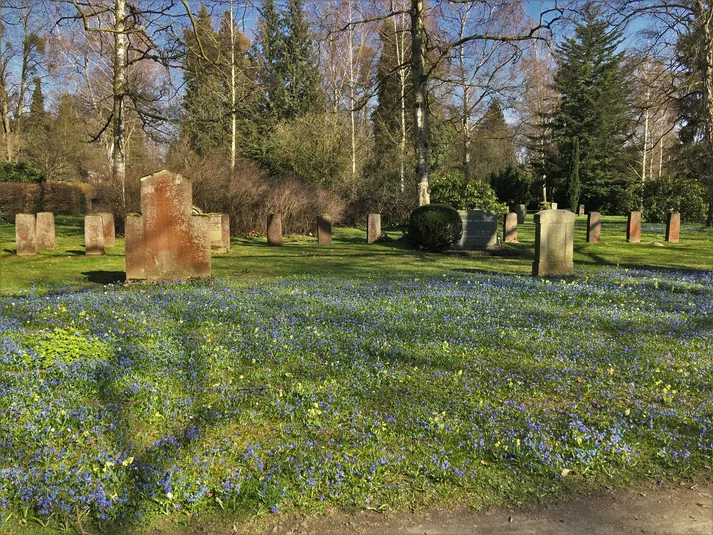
(627, 211), (641, 243)
(367, 213), (381, 244)
(665, 211), (680, 243)
(210, 213), (230, 253)
(267, 214), (282, 246)
(578, 204), (585, 216)
(84, 215), (105, 256)
(503, 212), (518, 243)
(587, 211), (601, 243)
(317, 215), (332, 245)
(515, 204), (527, 224)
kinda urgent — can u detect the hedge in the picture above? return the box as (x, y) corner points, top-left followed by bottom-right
(0, 182), (93, 218)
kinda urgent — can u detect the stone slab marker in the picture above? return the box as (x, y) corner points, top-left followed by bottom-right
(367, 213), (381, 244)
(267, 214), (282, 246)
(503, 212), (518, 243)
(532, 210), (575, 277)
(627, 211), (641, 243)
(578, 204), (585, 216)
(84, 215), (105, 256)
(124, 169), (211, 280)
(99, 212), (116, 248)
(210, 213), (230, 253)
(317, 215), (332, 245)
(36, 212), (55, 249)
(15, 214), (37, 256)
(587, 211), (601, 243)
(455, 210), (497, 249)
(516, 204), (526, 224)
(666, 211), (680, 243)
(550, 202), (558, 210)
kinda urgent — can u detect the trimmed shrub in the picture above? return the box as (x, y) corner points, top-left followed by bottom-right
(0, 162), (43, 183)
(0, 182), (92, 217)
(430, 171), (507, 214)
(409, 204), (462, 252)
(642, 176), (707, 223)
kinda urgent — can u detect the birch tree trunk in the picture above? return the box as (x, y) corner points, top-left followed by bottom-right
(697, 1), (713, 226)
(229, 0), (237, 179)
(411, 0), (429, 206)
(112, 0), (127, 209)
(394, 3), (408, 193)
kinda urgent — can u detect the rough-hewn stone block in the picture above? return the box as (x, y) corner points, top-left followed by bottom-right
(627, 211), (641, 243)
(666, 211), (680, 243)
(99, 212), (116, 248)
(36, 212), (55, 250)
(532, 210), (575, 277)
(503, 212), (518, 243)
(317, 215), (332, 245)
(84, 215), (105, 256)
(15, 214), (37, 256)
(367, 213), (381, 244)
(587, 211), (601, 243)
(267, 214), (282, 246)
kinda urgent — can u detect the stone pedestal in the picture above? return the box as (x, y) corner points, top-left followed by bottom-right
(367, 213), (381, 244)
(578, 204), (585, 216)
(666, 211), (680, 243)
(210, 213), (230, 253)
(532, 210), (575, 277)
(15, 214), (37, 256)
(124, 170), (211, 280)
(99, 212), (116, 248)
(503, 212), (518, 243)
(587, 211), (601, 243)
(267, 214), (282, 246)
(84, 215), (105, 256)
(317, 215), (332, 245)
(627, 211), (641, 243)
(36, 212), (55, 249)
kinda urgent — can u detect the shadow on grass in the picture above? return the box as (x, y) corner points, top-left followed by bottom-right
(82, 271), (126, 284)
(573, 244), (713, 274)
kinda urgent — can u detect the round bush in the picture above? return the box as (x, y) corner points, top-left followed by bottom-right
(430, 171), (507, 214)
(642, 176), (707, 223)
(409, 204), (463, 252)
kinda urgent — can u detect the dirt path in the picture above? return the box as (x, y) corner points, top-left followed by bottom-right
(241, 479), (712, 535)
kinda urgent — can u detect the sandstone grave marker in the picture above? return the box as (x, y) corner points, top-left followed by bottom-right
(99, 212), (116, 248)
(317, 215), (332, 245)
(587, 211), (601, 243)
(367, 213), (381, 244)
(36, 212), (55, 249)
(627, 211), (641, 243)
(515, 204), (526, 224)
(666, 211), (680, 243)
(532, 209), (575, 277)
(503, 212), (518, 243)
(15, 214), (37, 256)
(267, 214), (282, 246)
(84, 215), (105, 256)
(210, 213), (230, 253)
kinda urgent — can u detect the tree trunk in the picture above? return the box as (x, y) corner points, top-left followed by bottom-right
(348, 1), (356, 180)
(229, 0), (237, 179)
(395, 4), (407, 193)
(113, 0), (127, 208)
(411, 0), (429, 206)
(701, 2), (713, 226)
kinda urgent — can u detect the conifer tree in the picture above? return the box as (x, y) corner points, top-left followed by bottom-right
(471, 101), (515, 182)
(566, 137), (581, 212)
(23, 78), (49, 173)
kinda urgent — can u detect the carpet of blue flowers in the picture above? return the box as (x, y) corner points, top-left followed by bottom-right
(1, 269), (712, 527)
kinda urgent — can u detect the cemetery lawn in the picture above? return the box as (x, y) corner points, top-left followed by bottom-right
(0, 216), (712, 534)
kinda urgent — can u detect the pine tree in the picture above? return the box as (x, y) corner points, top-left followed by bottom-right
(471, 101), (515, 182)
(23, 78), (49, 173)
(566, 137), (581, 212)
(549, 3), (636, 212)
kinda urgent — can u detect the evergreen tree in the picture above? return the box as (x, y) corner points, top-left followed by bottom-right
(23, 78), (50, 172)
(471, 101), (516, 182)
(549, 3), (636, 212)
(566, 137), (581, 212)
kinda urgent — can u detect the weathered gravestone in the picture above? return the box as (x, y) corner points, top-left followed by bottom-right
(125, 170), (211, 280)
(578, 204), (585, 216)
(532, 210), (575, 277)
(15, 214), (37, 256)
(367, 213), (381, 244)
(267, 214), (282, 246)
(587, 211), (601, 243)
(99, 212), (116, 248)
(84, 215), (105, 256)
(627, 211), (641, 243)
(317, 215), (332, 245)
(503, 212), (518, 243)
(666, 211), (680, 243)
(210, 213), (230, 253)
(36, 212), (55, 249)
(515, 204), (527, 224)
(455, 210), (498, 249)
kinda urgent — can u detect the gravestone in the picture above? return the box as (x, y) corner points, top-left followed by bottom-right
(665, 211), (680, 243)
(503, 212), (518, 243)
(15, 214), (37, 256)
(210, 213), (230, 253)
(550, 202), (558, 210)
(455, 210), (498, 249)
(317, 215), (332, 245)
(84, 215), (105, 256)
(627, 211), (641, 243)
(125, 169), (211, 280)
(587, 211), (601, 243)
(532, 209), (575, 277)
(36, 212), (55, 249)
(578, 204), (585, 216)
(515, 204), (526, 224)
(99, 212), (116, 248)
(367, 213), (381, 244)
(267, 214), (282, 246)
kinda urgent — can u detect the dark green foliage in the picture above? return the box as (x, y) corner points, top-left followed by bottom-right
(408, 204), (463, 251)
(642, 176), (707, 223)
(566, 137), (581, 212)
(431, 171), (506, 213)
(470, 102), (516, 181)
(549, 3), (636, 212)
(489, 163), (533, 205)
(0, 162), (43, 183)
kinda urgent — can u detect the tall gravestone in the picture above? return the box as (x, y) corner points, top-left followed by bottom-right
(99, 212), (116, 248)
(317, 215), (332, 245)
(455, 210), (497, 249)
(267, 214), (282, 246)
(84, 215), (105, 256)
(666, 211), (680, 243)
(578, 204), (585, 216)
(587, 211), (601, 243)
(125, 169), (211, 280)
(627, 211), (641, 243)
(367, 213), (381, 244)
(515, 204), (527, 224)
(210, 213), (230, 253)
(532, 210), (575, 277)
(15, 214), (37, 256)
(503, 212), (518, 243)
(36, 212), (55, 249)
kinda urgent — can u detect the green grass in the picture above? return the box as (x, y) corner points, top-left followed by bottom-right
(1, 215), (712, 292)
